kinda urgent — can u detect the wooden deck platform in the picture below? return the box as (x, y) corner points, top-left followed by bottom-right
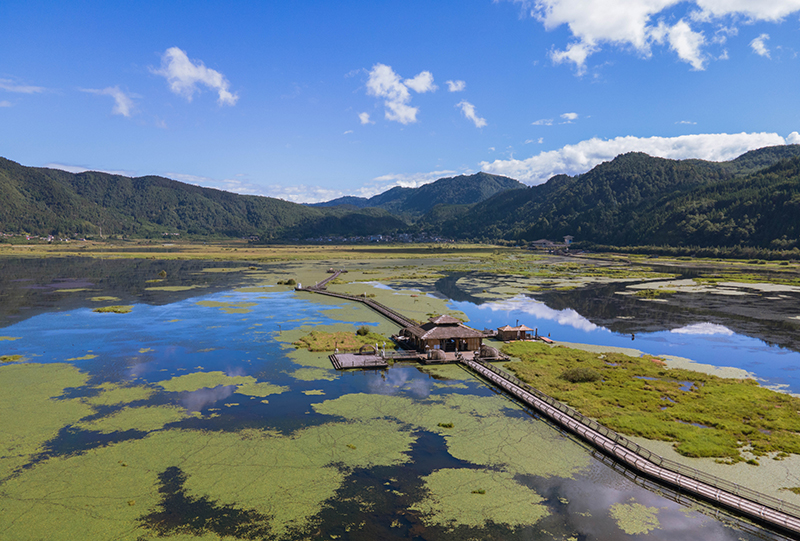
(329, 353), (388, 369)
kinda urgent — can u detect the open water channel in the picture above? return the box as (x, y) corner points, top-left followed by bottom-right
(0, 257), (797, 540)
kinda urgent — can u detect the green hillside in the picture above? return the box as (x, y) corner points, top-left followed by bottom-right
(421, 146), (800, 249)
(311, 172), (524, 216)
(0, 158), (402, 239)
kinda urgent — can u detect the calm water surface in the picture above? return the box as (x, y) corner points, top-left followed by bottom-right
(0, 260), (794, 540)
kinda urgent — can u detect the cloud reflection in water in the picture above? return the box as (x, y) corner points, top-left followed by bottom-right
(479, 295), (603, 332)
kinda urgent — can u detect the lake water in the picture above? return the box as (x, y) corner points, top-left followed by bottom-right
(0, 258), (795, 540)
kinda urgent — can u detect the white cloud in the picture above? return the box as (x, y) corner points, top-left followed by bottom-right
(456, 100), (487, 128)
(532, 118), (553, 125)
(43, 163), (137, 176)
(446, 79), (466, 92)
(0, 100), (11, 107)
(750, 33), (771, 57)
(358, 112), (373, 124)
(152, 47), (238, 106)
(343, 130), (353, 135)
(525, 138), (544, 144)
(676, 120), (697, 125)
(651, 19), (707, 70)
(508, 0), (800, 73)
(788, 132), (800, 144)
(670, 322), (734, 335)
(0, 78), (45, 94)
(366, 63), (423, 124)
(167, 172), (272, 197)
(369, 169), (459, 191)
(80, 86), (135, 117)
(480, 131), (788, 184)
(404, 71), (437, 93)
(560, 112), (578, 122)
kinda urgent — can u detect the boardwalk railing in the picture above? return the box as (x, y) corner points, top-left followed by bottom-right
(297, 286), (418, 328)
(464, 359), (800, 533)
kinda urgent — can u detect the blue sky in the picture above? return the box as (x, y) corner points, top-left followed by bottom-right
(2, 1), (799, 202)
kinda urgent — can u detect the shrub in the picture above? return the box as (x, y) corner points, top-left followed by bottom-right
(356, 325), (370, 336)
(560, 367), (601, 383)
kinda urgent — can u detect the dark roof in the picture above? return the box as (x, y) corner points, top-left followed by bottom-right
(428, 314), (462, 325)
(407, 319), (484, 340)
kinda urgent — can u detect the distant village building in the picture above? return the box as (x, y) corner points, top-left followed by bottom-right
(530, 239), (557, 250)
(563, 235), (574, 245)
(402, 315), (485, 353)
(496, 324), (535, 341)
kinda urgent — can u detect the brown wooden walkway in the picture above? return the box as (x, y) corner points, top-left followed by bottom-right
(461, 358), (800, 537)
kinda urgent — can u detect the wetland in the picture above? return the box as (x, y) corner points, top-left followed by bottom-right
(2, 243), (800, 540)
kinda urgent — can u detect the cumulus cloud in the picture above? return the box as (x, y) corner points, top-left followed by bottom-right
(152, 47), (238, 106)
(480, 131), (789, 184)
(358, 112), (373, 124)
(456, 100), (487, 128)
(532, 118), (553, 125)
(788, 132), (800, 144)
(508, 0), (800, 73)
(366, 63), (436, 124)
(404, 71), (437, 93)
(750, 33), (771, 57)
(80, 86), (136, 117)
(446, 79), (466, 92)
(0, 78), (45, 94)
(560, 112), (578, 123)
(670, 322), (734, 335)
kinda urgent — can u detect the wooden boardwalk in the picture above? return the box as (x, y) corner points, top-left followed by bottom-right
(461, 358), (800, 537)
(300, 268), (800, 536)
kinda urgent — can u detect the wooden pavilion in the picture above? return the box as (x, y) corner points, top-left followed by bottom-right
(402, 315), (485, 353)
(496, 324), (535, 341)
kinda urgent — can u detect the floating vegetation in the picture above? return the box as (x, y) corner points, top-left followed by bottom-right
(89, 296), (120, 302)
(194, 300), (258, 314)
(76, 405), (189, 434)
(0, 337), (21, 341)
(780, 487), (800, 495)
(438, 422), (454, 428)
(156, 371), (255, 393)
(93, 305), (133, 314)
(504, 341), (800, 462)
(608, 500), (661, 535)
(1, 354), (25, 363)
(66, 354), (98, 361)
(145, 285), (205, 292)
(85, 383), (154, 406)
(141, 466), (273, 538)
(302, 389), (325, 396)
(287, 367), (339, 382)
(235, 381), (289, 398)
(410, 468), (549, 529)
(313, 392), (591, 479)
(0, 420), (415, 539)
(0, 363), (92, 478)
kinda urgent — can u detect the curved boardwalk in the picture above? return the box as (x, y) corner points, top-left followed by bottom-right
(299, 270), (800, 536)
(462, 358), (800, 537)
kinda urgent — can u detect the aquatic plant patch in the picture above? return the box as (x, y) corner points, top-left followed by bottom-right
(93, 305), (133, 314)
(292, 329), (393, 352)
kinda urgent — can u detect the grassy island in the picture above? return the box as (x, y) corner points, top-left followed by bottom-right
(292, 329), (395, 352)
(502, 341), (800, 464)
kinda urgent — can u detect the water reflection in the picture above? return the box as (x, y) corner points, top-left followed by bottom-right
(479, 294), (602, 332)
(671, 322), (735, 335)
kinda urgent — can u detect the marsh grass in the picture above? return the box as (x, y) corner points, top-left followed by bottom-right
(293, 329), (394, 352)
(503, 342), (800, 462)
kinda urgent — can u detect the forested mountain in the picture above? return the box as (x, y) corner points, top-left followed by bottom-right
(310, 172), (524, 215)
(0, 158), (403, 239)
(3, 144), (800, 250)
(418, 146), (800, 249)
